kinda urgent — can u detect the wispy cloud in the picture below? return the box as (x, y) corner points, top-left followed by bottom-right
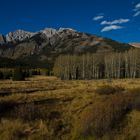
(101, 19), (130, 25)
(134, 3), (140, 10)
(133, 3), (140, 17)
(133, 11), (140, 17)
(93, 15), (104, 21)
(101, 25), (123, 32)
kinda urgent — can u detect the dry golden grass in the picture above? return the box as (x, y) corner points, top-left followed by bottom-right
(0, 76), (140, 140)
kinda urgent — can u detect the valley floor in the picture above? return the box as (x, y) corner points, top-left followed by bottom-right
(0, 76), (140, 140)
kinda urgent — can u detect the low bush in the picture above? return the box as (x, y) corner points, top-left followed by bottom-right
(31, 69), (40, 76)
(0, 71), (3, 79)
(0, 100), (17, 115)
(80, 95), (130, 137)
(14, 103), (42, 121)
(3, 71), (12, 79)
(12, 68), (25, 81)
(95, 85), (125, 95)
(116, 110), (140, 140)
(75, 89), (140, 139)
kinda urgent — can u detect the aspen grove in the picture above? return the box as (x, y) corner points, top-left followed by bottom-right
(53, 49), (140, 80)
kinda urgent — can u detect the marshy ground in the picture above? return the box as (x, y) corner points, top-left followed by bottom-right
(0, 76), (140, 140)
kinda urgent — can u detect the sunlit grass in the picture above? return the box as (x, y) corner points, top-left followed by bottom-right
(0, 76), (140, 139)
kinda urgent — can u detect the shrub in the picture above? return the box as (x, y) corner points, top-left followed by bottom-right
(117, 110), (140, 140)
(14, 103), (38, 121)
(77, 94), (131, 138)
(31, 69), (40, 75)
(14, 103), (46, 121)
(95, 85), (125, 95)
(0, 71), (3, 79)
(40, 68), (50, 76)
(12, 68), (25, 81)
(75, 89), (140, 139)
(0, 100), (16, 114)
(96, 96), (129, 135)
(3, 71), (12, 79)
(23, 69), (30, 78)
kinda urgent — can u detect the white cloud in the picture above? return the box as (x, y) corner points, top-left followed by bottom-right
(133, 3), (140, 17)
(135, 3), (140, 10)
(133, 11), (140, 17)
(101, 25), (123, 32)
(101, 19), (130, 25)
(93, 15), (104, 21)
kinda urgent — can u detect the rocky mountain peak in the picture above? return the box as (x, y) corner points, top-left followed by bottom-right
(58, 28), (76, 32)
(6, 29), (34, 42)
(41, 28), (77, 37)
(41, 28), (57, 38)
(0, 27), (134, 67)
(1, 28), (78, 44)
(0, 34), (6, 44)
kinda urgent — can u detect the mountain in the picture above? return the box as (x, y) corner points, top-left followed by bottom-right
(0, 35), (6, 44)
(130, 43), (140, 48)
(5, 30), (35, 43)
(0, 28), (134, 68)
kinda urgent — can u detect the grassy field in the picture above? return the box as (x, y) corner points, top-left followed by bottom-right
(0, 76), (140, 140)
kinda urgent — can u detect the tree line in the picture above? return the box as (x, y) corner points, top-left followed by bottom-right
(53, 49), (140, 80)
(0, 68), (52, 81)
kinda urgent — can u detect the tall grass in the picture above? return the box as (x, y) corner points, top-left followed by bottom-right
(0, 76), (140, 139)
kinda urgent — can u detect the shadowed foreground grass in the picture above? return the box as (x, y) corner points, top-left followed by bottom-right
(0, 76), (140, 140)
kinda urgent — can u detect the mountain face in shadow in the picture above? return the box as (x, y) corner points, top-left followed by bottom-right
(0, 28), (133, 68)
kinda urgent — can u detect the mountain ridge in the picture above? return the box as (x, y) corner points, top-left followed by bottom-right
(130, 43), (140, 48)
(0, 28), (134, 68)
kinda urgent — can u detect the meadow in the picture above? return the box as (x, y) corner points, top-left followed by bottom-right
(0, 76), (140, 140)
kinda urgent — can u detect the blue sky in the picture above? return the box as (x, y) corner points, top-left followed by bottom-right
(0, 0), (140, 43)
